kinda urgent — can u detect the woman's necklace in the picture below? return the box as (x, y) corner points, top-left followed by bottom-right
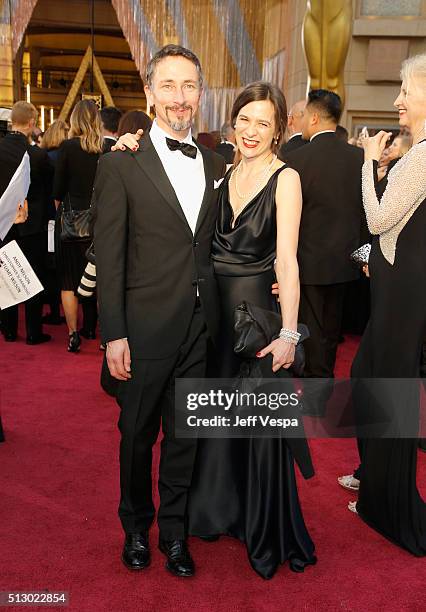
(230, 154), (277, 225)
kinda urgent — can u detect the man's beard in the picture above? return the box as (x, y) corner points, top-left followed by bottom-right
(165, 105), (193, 131)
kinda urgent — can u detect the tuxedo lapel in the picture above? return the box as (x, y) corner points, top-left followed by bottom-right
(194, 146), (214, 236)
(132, 135), (192, 236)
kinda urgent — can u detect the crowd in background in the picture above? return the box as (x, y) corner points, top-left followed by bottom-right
(0, 96), (412, 354)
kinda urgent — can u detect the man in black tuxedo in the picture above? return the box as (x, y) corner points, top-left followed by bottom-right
(214, 122), (235, 163)
(100, 106), (122, 153)
(279, 99), (308, 161)
(286, 90), (365, 390)
(94, 45), (226, 577)
(0, 101), (53, 344)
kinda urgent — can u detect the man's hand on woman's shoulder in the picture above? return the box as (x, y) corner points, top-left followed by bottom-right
(111, 129), (144, 152)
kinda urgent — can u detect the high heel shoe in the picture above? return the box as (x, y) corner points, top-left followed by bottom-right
(68, 331), (81, 353)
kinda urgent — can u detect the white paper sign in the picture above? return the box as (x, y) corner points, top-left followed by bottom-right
(0, 151), (31, 240)
(47, 219), (55, 253)
(0, 240), (44, 309)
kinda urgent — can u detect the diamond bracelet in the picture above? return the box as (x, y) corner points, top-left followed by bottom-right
(278, 328), (301, 345)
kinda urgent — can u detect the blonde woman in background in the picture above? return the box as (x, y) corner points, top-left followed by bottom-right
(53, 100), (103, 352)
(41, 120), (69, 162)
(39, 120), (69, 325)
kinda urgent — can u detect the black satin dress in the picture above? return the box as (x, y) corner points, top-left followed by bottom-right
(188, 168), (316, 579)
(352, 199), (426, 556)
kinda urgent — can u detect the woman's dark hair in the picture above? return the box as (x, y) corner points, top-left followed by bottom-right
(230, 81), (288, 155)
(117, 110), (152, 137)
(306, 89), (342, 124)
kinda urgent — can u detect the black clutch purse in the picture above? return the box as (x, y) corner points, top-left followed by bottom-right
(234, 301), (309, 377)
(60, 194), (92, 243)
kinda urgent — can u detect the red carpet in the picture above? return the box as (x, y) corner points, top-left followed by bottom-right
(0, 314), (425, 611)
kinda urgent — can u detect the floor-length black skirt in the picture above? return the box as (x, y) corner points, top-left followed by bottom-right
(352, 207), (426, 556)
(188, 271), (316, 578)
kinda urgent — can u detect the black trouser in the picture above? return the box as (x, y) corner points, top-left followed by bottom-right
(116, 305), (208, 540)
(80, 297), (98, 333)
(298, 283), (346, 415)
(44, 252), (61, 318)
(1, 233), (46, 338)
(299, 283), (346, 378)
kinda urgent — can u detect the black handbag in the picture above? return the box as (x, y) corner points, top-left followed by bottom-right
(60, 194), (92, 243)
(234, 301), (309, 377)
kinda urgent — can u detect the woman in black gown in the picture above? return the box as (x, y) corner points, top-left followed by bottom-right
(187, 83), (316, 579)
(349, 54), (426, 556)
(53, 100), (103, 352)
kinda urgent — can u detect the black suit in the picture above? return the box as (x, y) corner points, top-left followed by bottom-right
(286, 132), (366, 382)
(102, 137), (116, 154)
(94, 133), (226, 538)
(0, 134), (53, 338)
(278, 134), (308, 161)
(214, 142), (235, 164)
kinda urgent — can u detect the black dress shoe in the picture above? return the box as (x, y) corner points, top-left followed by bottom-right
(122, 532), (150, 570)
(159, 539), (194, 577)
(26, 333), (51, 345)
(3, 331), (17, 342)
(79, 328), (97, 340)
(199, 535), (220, 542)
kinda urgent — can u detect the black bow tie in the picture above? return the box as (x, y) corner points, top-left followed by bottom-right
(166, 138), (197, 159)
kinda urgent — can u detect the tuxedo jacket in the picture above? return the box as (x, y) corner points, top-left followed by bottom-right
(93, 133), (226, 359)
(0, 133), (53, 239)
(214, 142), (235, 164)
(102, 138), (116, 154)
(278, 134), (308, 162)
(286, 132), (367, 285)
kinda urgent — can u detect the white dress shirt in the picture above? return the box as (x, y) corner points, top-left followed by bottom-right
(288, 132), (302, 141)
(150, 119), (206, 234)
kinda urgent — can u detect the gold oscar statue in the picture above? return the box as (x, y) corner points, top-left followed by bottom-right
(302, 0), (352, 104)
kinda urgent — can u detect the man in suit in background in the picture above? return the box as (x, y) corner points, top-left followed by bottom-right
(0, 101), (53, 344)
(100, 106), (122, 153)
(94, 45), (225, 578)
(279, 99), (308, 160)
(215, 121), (236, 163)
(286, 90), (365, 393)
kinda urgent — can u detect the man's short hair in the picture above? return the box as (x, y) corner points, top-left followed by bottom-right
(11, 101), (38, 126)
(307, 89), (342, 124)
(145, 44), (203, 88)
(100, 106), (122, 133)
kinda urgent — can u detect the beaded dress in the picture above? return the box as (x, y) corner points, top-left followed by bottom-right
(351, 141), (426, 555)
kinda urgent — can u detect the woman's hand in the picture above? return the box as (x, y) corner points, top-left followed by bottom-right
(257, 337), (295, 372)
(14, 200), (28, 224)
(361, 130), (392, 161)
(362, 264), (370, 278)
(111, 129), (143, 152)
